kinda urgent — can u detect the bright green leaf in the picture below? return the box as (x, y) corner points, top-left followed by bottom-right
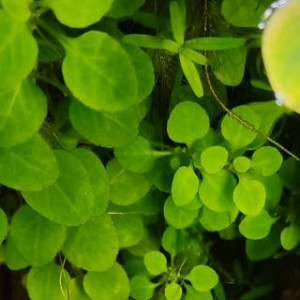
(107, 0), (145, 18)
(84, 263), (130, 300)
(144, 251), (167, 276)
(2, 0), (32, 21)
(130, 275), (157, 300)
(22, 150), (94, 226)
(165, 282), (182, 300)
(0, 134), (58, 191)
(180, 47), (207, 65)
(62, 213), (118, 271)
(170, 0), (185, 44)
(233, 156), (251, 173)
(186, 37), (246, 50)
(0, 79), (47, 148)
(69, 277), (91, 300)
(185, 285), (213, 300)
(280, 225), (300, 250)
(0, 208), (8, 245)
(200, 146), (228, 174)
(233, 177), (266, 216)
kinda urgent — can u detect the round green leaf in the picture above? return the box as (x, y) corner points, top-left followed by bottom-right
(111, 214), (145, 248)
(186, 265), (219, 292)
(221, 105), (260, 150)
(107, 0), (145, 18)
(71, 148), (109, 215)
(164, 196), (198, 229)
(130, 275), (157, 300)
(62, 213), (118, 271)
(165, 282), (182, 300)
(84, 263), (129, 300)
(114, 136), (156, 173)
(62, 31), (138, 112)
(0, 134), (58, 191)
(199, 206), (238, 232)
(199, 170), (236, 212)
(22, 150), (94, 226)
(185, 285), (213, 300)
(2, 0), (32, 21)
(167, 101), (210, 146)
(0, 208), (8, 245)
(107, 159), (151, 206)
(200, 146), (228, 174)
(144, 251), (167, 276)
(251, 146), (283, 176)
(27, 262), (70, 300)
(233, 177), (266, 216)
(69, 277), (91, 300)
(43, 0), (113, 28)
(69, 100), (139, 148)
(239, 210), (274, 240)
(280, 225), (300, 251)
(10, 205), (66, 267)
(0, 79), (47, 148)
(171, 166), (199, 206)
(233, 156), (251, 173)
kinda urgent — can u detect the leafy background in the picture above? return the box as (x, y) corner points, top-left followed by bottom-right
(0, 0), (300, 299)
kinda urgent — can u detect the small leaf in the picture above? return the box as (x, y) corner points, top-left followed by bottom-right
(107, 159), (151, 206)
(251, 146), (283, 176)
(200, 146), (228, 174)
(239, 210), (274, 240)
(107, 0), (145, 18)
(114, 136), (156, 173)
(260, 174), (283, 210)
(130, 275), (157, 300)
(280, 225), (300, 250)
(0, 208), (8, 245)
(233, 177), (266, 216)
(167, 101), (210, 145)
(144, 251), (167, 276)
(84, 263), (130, 300)
(186, 265), (219, 292)
(186, 37), (246, 50)
(22, 150), (94, 226)
(185, 285), (213, 300)
(233, 156), (251, 173)
(165, 282), (182, 300)
(26, 262), (70, 300)
(171, 166), (199, 206)
(70, 100), (139, 148)
(179, 54), (203, 97)
(0, 134), (58, 191)
(180, 47), (207, 65)
(62, 214), (118, 271)
(2, 0), (33, 21)
(170, 0), (185, 44)
(43, 0), (113, 28)
(10, 205), (66, 267)
(63, 31), (138, 112)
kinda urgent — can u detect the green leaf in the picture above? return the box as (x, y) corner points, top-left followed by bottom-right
(0, 10), (38, 89)
(111, 214), (145, 248)
(70, 100), (139, 148)
(280, 225), (300, 250)
(62, 31), (138, 112)
(107, 0), (145, 18)
(122, 44), (154, 103)
(43, 0), (113, 28)
(186, 37), (246, 50)
(170, 0), (185, 44)
(171, 166), (199, 206)
(69, 277), (91, 300)
(107, 159), (151, 206)
(239, 210), (274, 240)
(0, 208), (8, 245)
(240, 285), (274, 300)
(10, 205), (66, 267)
(180, 47), (207, 65)
(114, 136), (156, 173)
(221, 105), (260, 150)
(2, 0), (32, 21)
(0, 134), (58, 191)
(199, 206), (238, 232)
(62, 213), (118, 271)
(130, 274), (157, 300)
(22, 150), (94, 226)
(167, 101), (210, 145)
(84, 263), (130, 300)
(164, 196), (198, 229)
(260, 174), (283, 210)
(179, 54), (203, 97)
(144, 251), (167, 276)
(0, 79), (47, 148)
(199, 170), (236, 212)
(122, 34), (180, 53)
(185, 285), (213, 300)
(200, 146), (228, 174)
(26, 262), (70, 300)
(165, 282), (182, 300)
(251, 146), (283, 176)
(233, 177), (266, 216)
(71, 148), (109, 215)
(186, 265), (219, 292)
(233, 156), (251, 173)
